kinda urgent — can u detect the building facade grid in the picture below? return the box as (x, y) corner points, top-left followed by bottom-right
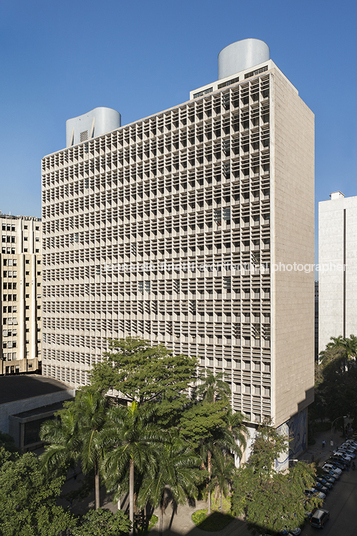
(42, 74), (273, 422)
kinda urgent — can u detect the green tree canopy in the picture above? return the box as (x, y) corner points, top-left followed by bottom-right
(102, 401), (164, 528)
(0, 449), (75, 536)
(40, 386), (109, 509)
(232, 423), (317, 535)
(313, 334), (357, 424)
(90, 337), (198, 406)
(138, 437), (202, 534)
(72, 508), (131, 536)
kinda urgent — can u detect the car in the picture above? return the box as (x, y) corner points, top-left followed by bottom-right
(338, 447), (356, 458)
(305, 488), (326, 500)
(333, 451), (352, 461)
(322, 464), (341, 478)
(310, 508), (330, 529)
(345, 439), (357, 448)
(314, 481), (329, 494)
(342, 441), (357, 450)
(316, 477), (333, 490)
(327, 457), (347, 469)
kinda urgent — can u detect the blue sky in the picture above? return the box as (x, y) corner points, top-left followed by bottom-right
(0, 0), (356, 223)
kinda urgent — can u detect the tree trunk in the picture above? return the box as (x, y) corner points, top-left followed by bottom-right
(95, 462), (100, 510)
(208, 449), (212, 515)
(159, 505), (164, 535)
(129, 458), (134, 533)
(220, 490), (223, 512)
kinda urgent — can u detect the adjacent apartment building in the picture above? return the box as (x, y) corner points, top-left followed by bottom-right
(319, 191), (357, 354)
(41, 39), (315, 455)
(0, 214), (42, 375)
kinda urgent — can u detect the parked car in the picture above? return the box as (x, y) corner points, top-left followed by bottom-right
(328, 458), (348, 470)
(322, 464), (342, 478)
(316, 477), (333, 490)
(338, 447), (356, 458)
(345, 439), (357, 448)
(305, 488), (326, 500)
(314, 481), (329, 494)
(335, 451), (352, 462)
(281, 529), (301, 536)
(310, 508), (330, 529)
(342, 441), (357, 451)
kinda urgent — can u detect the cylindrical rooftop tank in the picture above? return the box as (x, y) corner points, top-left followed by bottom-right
(218, 39), (270, 80)
(66, 107), (121, 147)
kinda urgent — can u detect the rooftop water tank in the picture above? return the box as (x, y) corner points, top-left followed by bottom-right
(66, 107), (121, 147)
(218, 39), (270, 80)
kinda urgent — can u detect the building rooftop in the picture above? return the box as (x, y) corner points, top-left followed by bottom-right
(0, 375), (70, 405)
(0, 212), (41, 221)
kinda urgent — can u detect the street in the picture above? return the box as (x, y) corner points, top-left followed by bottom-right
(302, 465), (357, 535)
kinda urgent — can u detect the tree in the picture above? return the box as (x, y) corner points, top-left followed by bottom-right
(314, 335), (357, 425)
(72, 508), (131, 536)
(196, 370), (231, 403)
(232, 423), (317, 535)
(0, 449), (75, 536)
(40, 387), (109, 510)
(90, 337), (198, 407)
(209, 447), (236, 512)
(102, 401), (162, 531)
(182, 371), (246, 515)
(138, 438), (202, 534)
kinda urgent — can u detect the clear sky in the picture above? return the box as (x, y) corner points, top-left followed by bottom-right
(0, 0), (356, 223)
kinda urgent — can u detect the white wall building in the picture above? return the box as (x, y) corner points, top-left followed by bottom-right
(319, 192), (357, 353)
(0, 214), (42, 375)
(41, 39), (315, 453)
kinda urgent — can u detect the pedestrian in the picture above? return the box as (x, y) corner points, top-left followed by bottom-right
(322, 440), (325, 448)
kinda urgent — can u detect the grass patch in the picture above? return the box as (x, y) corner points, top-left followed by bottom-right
(192, 509), (235, 531)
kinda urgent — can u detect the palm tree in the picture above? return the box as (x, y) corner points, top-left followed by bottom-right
(138, 438), (201, 534)
(40, 403), (80, 475)
(196, 371), (245, 515)
(102, 401), (162, 531)
(210, 448), (236, 512)
(197, 370), (231, 403)
(40, 387), (109, 510)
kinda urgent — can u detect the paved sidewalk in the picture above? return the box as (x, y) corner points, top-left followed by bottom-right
(150, 501), (250, 536)
(300, 428), (346, 466)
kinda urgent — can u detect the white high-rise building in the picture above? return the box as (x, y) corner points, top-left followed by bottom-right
(319, 192), (357, 353)
(41, 39), (315, 454)
(0, 214), (42, 375)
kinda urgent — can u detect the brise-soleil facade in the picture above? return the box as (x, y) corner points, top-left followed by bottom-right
(41, 40), (315, 458)
(0, 214), (42, 375)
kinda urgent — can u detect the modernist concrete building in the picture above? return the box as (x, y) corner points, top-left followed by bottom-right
(319, 192), (357, 354)
(0, 214), (42, 375)
(41, 39), (315, 454)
